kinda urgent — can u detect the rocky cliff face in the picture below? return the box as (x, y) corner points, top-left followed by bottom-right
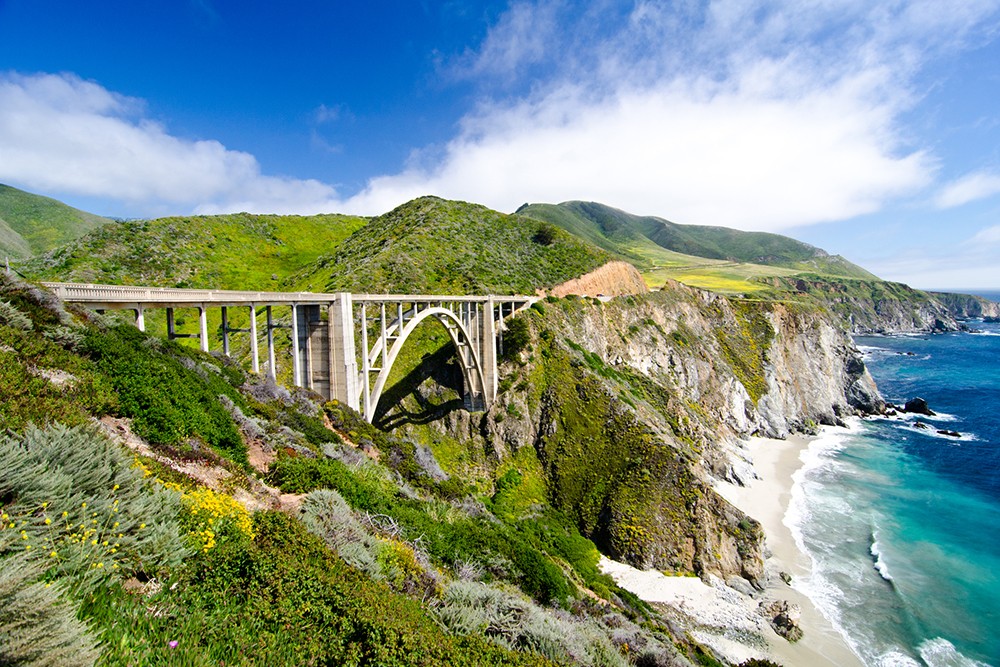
(766, 276), (1000, 333)
(546, 261), (649, 298)
(385, 281), (882, 592)
(929, 291), (1000, 319)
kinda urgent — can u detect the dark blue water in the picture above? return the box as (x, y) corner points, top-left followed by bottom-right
(788, 318), (1000, 667)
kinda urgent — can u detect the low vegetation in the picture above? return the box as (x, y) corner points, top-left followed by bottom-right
(0, 183), (111, 259)
(2, 273), (733, 666)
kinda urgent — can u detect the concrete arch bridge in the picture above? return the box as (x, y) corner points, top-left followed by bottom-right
(42, 282), (537, 423)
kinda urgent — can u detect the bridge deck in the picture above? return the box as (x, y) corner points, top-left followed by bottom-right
(40, 281), (536, 422)
(42, 282), (536, 307)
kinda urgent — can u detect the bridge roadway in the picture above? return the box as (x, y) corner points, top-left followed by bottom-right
(42, 282), (537, 422)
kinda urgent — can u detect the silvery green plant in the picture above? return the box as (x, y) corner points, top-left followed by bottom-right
(0, 424), (189, 593)
(0, 533), (99, 667)
(0, 300), (32, 331)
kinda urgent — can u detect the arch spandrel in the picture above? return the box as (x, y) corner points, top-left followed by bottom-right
(365, 306), (486, 422)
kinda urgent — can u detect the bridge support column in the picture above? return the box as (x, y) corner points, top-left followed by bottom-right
(266, 306), (276, 380)
(291, 304), (301, 387)
(199, 305), (209, 352)
(221, 306), (230, 356)
(249, 305), (260, 374)
(328, 294), (359, 412)
(481, 297), (498, 405)
(134, 305), (145, 332)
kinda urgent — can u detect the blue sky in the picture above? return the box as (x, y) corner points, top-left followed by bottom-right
(1, 0), (999, 290)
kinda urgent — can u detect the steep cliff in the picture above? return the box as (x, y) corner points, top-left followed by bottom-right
(383, 281), (881, 590)
(764, 275), (963, 333)
(928, 291), (1000, 319)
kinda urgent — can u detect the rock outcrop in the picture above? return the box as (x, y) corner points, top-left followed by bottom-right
(546, 260), (649, 298)
(929, 291), (1000, 320)
(759, 599), (803, 642)
(903, 397), (935, 416)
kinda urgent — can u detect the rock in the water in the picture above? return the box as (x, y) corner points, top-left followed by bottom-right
(903, 397), (935, 416)
(759, 599), (803, 642)
(937, 430), (961, 438)
(914, 421), (930, 430)
(779, 571), (792, 585)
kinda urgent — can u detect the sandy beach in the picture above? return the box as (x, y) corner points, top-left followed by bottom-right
(600, 433), (865, 667)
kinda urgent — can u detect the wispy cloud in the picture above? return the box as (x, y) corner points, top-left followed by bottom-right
(342, 0), (1000, 228)
(935, 170), (1000, 208)
(0, 72), (341, 215)
(2, 1), (999, 226)
(970, 223), (1000, 244)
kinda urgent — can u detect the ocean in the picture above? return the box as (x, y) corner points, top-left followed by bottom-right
(787, 308), (1000, 666)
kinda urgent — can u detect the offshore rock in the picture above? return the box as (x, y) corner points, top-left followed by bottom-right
(903, 397), (935, 416)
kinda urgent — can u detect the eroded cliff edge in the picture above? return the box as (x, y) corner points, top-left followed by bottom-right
(382, 281), (883, 591)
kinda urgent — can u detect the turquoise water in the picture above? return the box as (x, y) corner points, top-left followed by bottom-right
(787, 316), (1000, 666)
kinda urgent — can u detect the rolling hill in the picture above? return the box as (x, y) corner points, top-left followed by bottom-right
(22, 211), (368, 289)
(288, 196), (614, 295)
(517, 201), (879, 293)
(0, 184), (112, 259)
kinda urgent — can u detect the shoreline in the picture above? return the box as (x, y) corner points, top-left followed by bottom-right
(600, 432), (864, 667)
(720, 433), (864, 667)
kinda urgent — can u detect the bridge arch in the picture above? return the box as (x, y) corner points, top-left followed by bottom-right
(365, 306), (487, 420)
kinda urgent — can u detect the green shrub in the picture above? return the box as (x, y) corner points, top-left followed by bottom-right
(89, 511), (553, 667)
(82, 324), (248, 465)
(502, 316), (531, 360)
(0, 299), (33, 331)
(0, 544), (99, 667)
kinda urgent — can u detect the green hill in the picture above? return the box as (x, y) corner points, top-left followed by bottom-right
(290, 196), (614, 295)
(0, 184), (112, 259)
(22, 211), (367, 289)
(517, 201), (878, 293)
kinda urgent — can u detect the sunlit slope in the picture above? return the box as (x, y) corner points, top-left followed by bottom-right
(518, 201), (878, 293)
(0, 183), (112, 259)
(22, 211), (367, 289)
(290, 196), (614, 295)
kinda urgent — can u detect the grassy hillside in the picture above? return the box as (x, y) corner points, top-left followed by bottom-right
(292, 197), (614, 295)
(22, 211), (367, 289)
(1, 271), (719, 667)
(518, 201), (878, 293)
(0, 184), (112, 259)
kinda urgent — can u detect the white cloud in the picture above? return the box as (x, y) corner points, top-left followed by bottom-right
(340, 0), (999, 228)
(343, 71), (931, 229)
(0, 72), (342, 214)
(3, 1), (1000, 229)
(935, 171), (1000, 208)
